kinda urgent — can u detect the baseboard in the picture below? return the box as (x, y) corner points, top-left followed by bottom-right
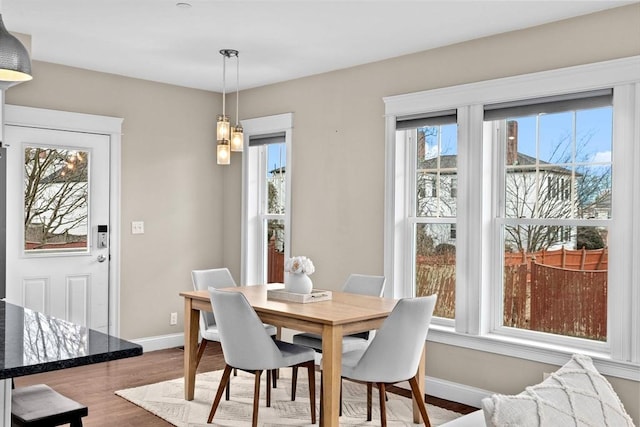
(425, 376), (492, 408)
(132, 331), (491, 409)
(131, 333), (184, 352)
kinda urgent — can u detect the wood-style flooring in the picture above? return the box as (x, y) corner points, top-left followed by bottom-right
(13, 344), (478, 426)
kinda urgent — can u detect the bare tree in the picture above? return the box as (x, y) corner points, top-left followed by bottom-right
(24, 147), (88, 249)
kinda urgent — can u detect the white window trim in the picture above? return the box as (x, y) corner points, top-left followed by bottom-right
(383, 56), (640, 380)
(241, 113), (293, 286)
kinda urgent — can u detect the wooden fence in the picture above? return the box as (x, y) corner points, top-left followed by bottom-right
(267, 238), (284, 283)
(415, 254), (455, 318)
(529, 263), (607, 340)
(418, 248), (608, 340)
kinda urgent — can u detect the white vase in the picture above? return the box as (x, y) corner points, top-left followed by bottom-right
(285, 273), (313, 294)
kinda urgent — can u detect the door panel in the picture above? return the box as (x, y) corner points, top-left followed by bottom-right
(4, 125), (110, 333)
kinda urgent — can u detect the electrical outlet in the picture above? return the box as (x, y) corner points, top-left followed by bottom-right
(170, 312), (178, 325)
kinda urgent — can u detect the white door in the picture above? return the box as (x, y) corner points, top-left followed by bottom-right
(4, 125), (110, 333)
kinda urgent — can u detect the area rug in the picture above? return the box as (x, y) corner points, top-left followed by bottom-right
(115, 369), (462, 426)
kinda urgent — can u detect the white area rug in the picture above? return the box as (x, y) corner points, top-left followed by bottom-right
(116, 369), (462, 426)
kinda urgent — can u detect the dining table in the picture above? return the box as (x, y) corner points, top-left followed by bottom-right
(181, 285), (427, 427)
(0, 299), (143, 427)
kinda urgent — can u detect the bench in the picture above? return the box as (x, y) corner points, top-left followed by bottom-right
(11, 384), (88, 427)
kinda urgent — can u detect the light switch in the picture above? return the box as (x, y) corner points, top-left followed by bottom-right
(131, 221), (145, 234)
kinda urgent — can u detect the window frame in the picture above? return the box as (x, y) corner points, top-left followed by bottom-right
(241, 113), (292, 286)
(383, 56), (640, 380)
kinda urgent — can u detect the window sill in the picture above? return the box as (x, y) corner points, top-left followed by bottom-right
(428, 325), (640, 382)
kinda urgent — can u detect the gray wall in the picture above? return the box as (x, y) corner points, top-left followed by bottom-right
(5, 3), (640, 422)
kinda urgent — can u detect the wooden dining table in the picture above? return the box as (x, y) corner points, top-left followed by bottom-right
(181, 285), (427, 427)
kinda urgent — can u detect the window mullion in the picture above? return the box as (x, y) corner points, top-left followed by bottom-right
(455, 105), (485, 335)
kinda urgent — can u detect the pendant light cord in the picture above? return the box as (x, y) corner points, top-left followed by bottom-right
(235, 54), (240, 126)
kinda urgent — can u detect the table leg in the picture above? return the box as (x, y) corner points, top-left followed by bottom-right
(321, 325), (342, 427)
(184, 297), (200, 401)
(413, 343), (426, 423)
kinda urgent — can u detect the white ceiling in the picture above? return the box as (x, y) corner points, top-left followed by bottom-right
(3, 1), (635, 92)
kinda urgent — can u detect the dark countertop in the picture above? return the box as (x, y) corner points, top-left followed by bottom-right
(0, 300), (142, 379)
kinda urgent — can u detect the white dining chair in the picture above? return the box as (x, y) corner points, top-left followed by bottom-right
(290, 274), (385, 399)
(207, 288), (317, 426)
(191, 268), (277, 399)
(340, 295), (437, 427)
(191, 268), (277, 368)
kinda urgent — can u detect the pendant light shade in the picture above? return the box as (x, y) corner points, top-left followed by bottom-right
(217, 140), (230, 165)
(0, 14), (32, 82)
(216, 114), (230, 141)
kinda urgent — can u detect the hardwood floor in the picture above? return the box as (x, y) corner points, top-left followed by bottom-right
(13, 344), (478, 426)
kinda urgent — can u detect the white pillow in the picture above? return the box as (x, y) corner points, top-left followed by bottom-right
(481, 354), (635, 427)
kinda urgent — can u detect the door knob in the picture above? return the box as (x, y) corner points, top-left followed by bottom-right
(97, 254), (107, 263)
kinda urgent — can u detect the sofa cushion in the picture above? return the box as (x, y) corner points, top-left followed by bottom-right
(481, 354), (635, 427)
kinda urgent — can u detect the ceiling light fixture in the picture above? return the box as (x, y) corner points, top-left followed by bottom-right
(216, 49), (243, 165)
(0, 1), (32, 82)
(0, 17), (32, 82)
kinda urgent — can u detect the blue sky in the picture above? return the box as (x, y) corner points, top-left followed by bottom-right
(421, 106), (612, 165)
(515, 106), (612, 164)
(267, 143), (286, 172)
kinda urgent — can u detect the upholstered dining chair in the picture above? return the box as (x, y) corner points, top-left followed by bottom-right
(290, 274), (385, 399)
(191, 268), (277, 369)
(207, 288), (317, 426)
(340, 294), (437, 427)
(191, 268), (277, 400)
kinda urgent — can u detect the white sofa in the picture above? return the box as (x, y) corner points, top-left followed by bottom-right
(439, 354), (635, 427)
(440, 409), (485, 426)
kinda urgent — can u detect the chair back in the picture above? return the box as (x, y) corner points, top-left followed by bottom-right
(208, 288), (285, 370)
(342, 274), (386, 340)
(347, 295), (437, 383)
(342, 274), (385, 297)
(191, 268), (237, 332)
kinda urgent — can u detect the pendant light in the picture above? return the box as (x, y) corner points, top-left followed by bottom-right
(0, 0), (32, 82)
(230, 52), (243, 152)
(216, 49), (243, 165)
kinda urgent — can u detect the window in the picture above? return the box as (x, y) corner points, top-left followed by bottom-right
(23, 147), (89, 253)
(242, 114), (292, 286)
(384, 57), (639, 378)
(397, 113), (458, 320)
(485, 92), (612, 342)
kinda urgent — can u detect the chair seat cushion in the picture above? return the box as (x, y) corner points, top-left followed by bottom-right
(201, 323), (276, 342)
(274, 340), (316, 367)
(12, 384), (88, 425)
(292, 332), (369, 353)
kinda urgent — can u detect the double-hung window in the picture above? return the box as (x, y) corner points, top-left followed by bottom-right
(384, 57), (640, 377)
(396, 112), (458, 321)
(242, 113), (292, 286)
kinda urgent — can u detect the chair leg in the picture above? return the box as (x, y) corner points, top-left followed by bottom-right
(266, 369), (272, 407)
(208, 364), (233, 423)
(195, 339), (208, 369)
(306, 361), (317, 424)
(378, 382), (387, 427)
(339, 378), (343, 416)
(252, 370), (262, 427)
(367, 382), (373, 421)
(408, 376), (432, 427)
(319, 371), (323, 423)
(291, 366), (298, 400)
(225, 376), (230, 401)
(272, 369), (278, 388)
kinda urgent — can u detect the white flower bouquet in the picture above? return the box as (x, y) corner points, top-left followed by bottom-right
(284, 256), (315, 275)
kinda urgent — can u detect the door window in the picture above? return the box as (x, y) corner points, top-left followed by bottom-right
(24, 147), (90, 253)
